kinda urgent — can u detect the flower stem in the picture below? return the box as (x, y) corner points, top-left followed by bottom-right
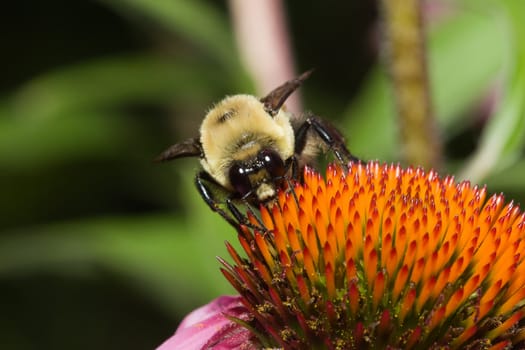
(379, 0), (442, 169)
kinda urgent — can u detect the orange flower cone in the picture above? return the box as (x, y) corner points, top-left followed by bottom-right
(220, 162), (525, 349)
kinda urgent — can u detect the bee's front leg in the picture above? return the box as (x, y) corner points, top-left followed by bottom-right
(195, 172), (265, 230)
(195, 171), (241, 229)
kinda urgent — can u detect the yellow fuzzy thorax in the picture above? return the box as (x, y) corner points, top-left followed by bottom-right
(199, 94), (295, 189)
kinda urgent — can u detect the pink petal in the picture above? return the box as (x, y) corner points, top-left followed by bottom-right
(156, 295), (257, 350)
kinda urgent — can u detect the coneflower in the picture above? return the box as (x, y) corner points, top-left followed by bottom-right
(158, 161), (525, 349)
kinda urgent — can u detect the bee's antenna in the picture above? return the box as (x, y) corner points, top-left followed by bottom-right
(154, 137), (203, 162)
(260, 69), (314, 116)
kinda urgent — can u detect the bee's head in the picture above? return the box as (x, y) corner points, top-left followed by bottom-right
(228, 148), (287, 202)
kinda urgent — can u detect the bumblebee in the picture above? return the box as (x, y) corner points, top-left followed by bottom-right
(157, 71), (357, 227)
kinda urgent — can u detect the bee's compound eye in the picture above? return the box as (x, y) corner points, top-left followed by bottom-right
(229, 163), (252, 197)
(259, 149), (285, 178)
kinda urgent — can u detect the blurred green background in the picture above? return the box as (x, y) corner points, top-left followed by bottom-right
(1, 0), (524, 349)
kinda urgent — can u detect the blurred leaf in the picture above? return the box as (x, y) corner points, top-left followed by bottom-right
(100, 0), (245, 77)
(429, 8), (505, 126)
(458, 0), (525, 182)
(0, 54), (251, 170)
(341, 69), (396, 160)
(0, 214), (234, 315)
(0, 164), (236, 316)
(2, 54), (234, 121)
(485, 160), (525, 194)
(343, 6), (505, 161)
(0, 112), (136, 170)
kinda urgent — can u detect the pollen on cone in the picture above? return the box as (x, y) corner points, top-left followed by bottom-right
(221, 162), (525, 349)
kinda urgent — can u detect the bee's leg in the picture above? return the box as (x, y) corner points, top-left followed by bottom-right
(274, 156), (301, 209)
(195, 171), (241, 229)
(227, 199), (267, 231)
(294, 116), (359, 166)
(226, 199), (255, 226)
(286, 156), (301, 181)
(195, 171), (263, 230)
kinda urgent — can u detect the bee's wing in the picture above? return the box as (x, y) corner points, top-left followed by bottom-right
(155, 137), (202, 162)
(260, 69), (313, 116)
